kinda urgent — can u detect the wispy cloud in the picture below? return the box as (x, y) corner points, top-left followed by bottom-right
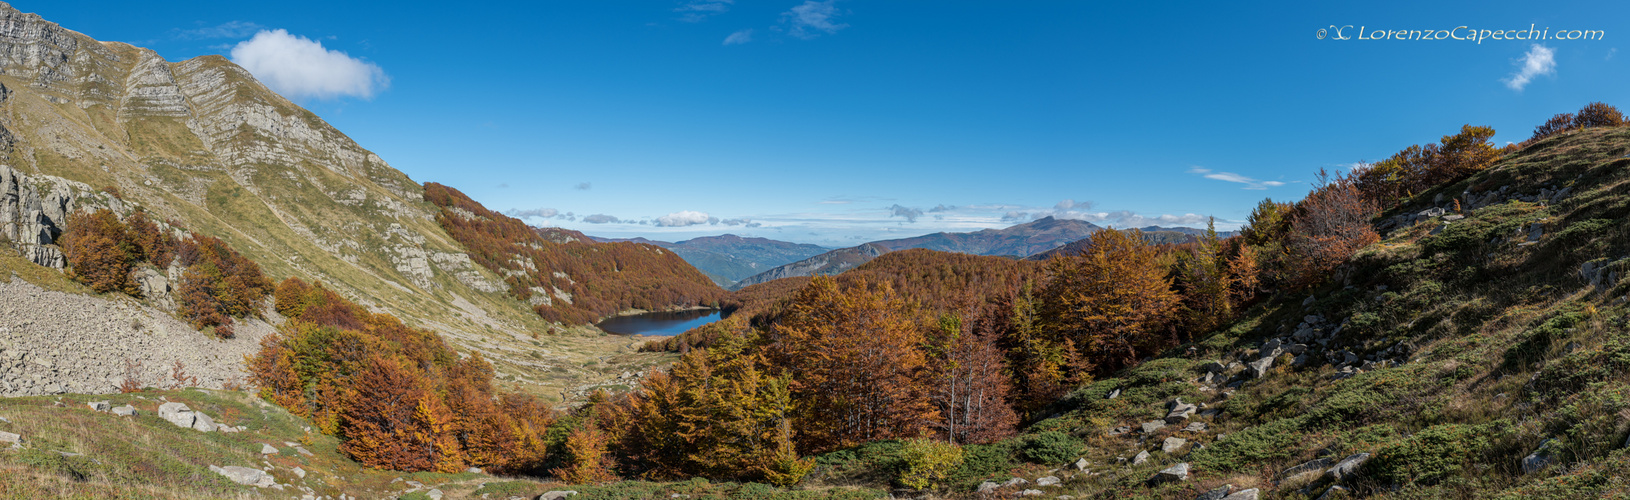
(174, 21), (263, 40)
(1504, 44), (1556, 91)
(1001, 211), (1030, 222)
(1187, 167), (1286, 190)
(574, 182), (592, 191)
(229, 29), (388, 100)
(887, 204), (924, 223)
(656, 210), (718, 227)
(723, 29), (754, 45)
(676, 0), (733, 22)
(582, 214), (622, 224)
(506, 208), (560, 219)
(782, 0), (848, 39)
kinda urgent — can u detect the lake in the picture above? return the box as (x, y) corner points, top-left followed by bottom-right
(595, 309), (723, 336)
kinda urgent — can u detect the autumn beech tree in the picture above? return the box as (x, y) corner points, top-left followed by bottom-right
(931, 311), (1018, 445)
(1039, 228), (1180, 373)
(251, 277), (555, 475)
(60, 209), (138, 295)
(606, 331), (810, 485)
(766, 276), (938, 454)
(1287, 170), (1380, 288)
(1174, 219), (1232, 336)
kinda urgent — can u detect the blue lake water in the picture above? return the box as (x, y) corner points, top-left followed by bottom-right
(595, 309), (723, 336)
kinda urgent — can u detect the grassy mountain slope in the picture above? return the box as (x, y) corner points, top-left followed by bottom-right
(731, 242), (890, 290)
(0, 2), (657, 402)
(956, 125), (1630, 499)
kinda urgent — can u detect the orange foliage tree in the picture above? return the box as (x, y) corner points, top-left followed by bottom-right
(249, 278), (554, 474)
(60, 209), (138, 295)
(1039, 228), (1179, 374)
(930, 311), (1018, 444)
(764, 276), (938, 454)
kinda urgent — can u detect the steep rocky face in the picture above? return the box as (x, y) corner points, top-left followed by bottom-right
(0, 163), (125, 268)
(0, 2), (606, 396)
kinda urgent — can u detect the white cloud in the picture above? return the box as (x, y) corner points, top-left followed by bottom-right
(507, 208), (559, 219)
(1504, 44), (1556, 91)
(229, 29), (389, 100)
(656, 210), (715, 227)
(677, 0), (733, 22)
(1001, 211), (1030, 222)
(723, 29), (754, 45)
(1065, 210), (1212, 228)
(1188, 167), (1285, 190)
(887, 204), (923, 222)
(583, 214), (621, 224)
(782, 0), (847, 39)
(175, 21), (263, 40)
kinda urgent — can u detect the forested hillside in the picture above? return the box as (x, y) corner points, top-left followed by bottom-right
(424, 182), (728, 324)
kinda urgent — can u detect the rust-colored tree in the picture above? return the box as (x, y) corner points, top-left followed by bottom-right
(340, 354), (433, 471)
(931, 311), (1018, 445)
(1286, 170), (1380, 288)
(1038, 227), (1180, 374)
(764, 276), (938, 454)
(60, 209), (138, 295)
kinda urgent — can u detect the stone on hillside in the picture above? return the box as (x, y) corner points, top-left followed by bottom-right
(1200, 361), (1225, 373)
(261, 443), (278, 454)
(537, 491), (578, 500)
(977, 481), (1000, 494)
(1107, 388), (1120, 399)
(191, 412), (217, 432)
(1148, 463), (1189, 484)
(1162, 437), (1187, 454)
(1184, 422), (1207, 432)
(1020, 489), (1043, 497)
(1002, 477), (1029, 487)
(1195, 485), (1232, 500)
(1527, 223), (1544, 242)
(427, 489), (444, 500)
(1036, 475), (1060, 487)
(1302, 295), (1316, 306)
(1166, 403), (1198, 423)
(0, 431), (20, 444)
(1221, 488), (1260, 500)
(157, 402), (195, 429)
(292, 467), (305, 478)
(1443, 214), (1464, 221)
(112, 405), (136, 416)
(1073, 458), (1090, 471)
(1522, 440), (1556, 474)
(1324, 453), (1370, 482)
(87, 401), (110, 412)
(1247, 356), (1273, 378)
(1108, 425), (1130, 436)
(1133, 450), (1150, 465)
(1418, 207), (1446, 218)
(1141, 420), (1167, 433)
(209, 465), (275, 487)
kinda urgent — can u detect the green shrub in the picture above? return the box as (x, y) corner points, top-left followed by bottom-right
(1020, 431), (1083, 465)
(948, 440), (1020, 487)
(1502, 312), (1583, 372)
(1190, 416), (1309, 472)
(1369, 422), (1509, 485)
(894, 439), (964, 490)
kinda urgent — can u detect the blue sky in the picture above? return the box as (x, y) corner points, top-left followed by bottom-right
(36, 1), (1626, 246)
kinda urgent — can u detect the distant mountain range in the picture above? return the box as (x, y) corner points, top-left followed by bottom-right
(591, 234), (829, 286)
(731, 217), (1092, 289)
